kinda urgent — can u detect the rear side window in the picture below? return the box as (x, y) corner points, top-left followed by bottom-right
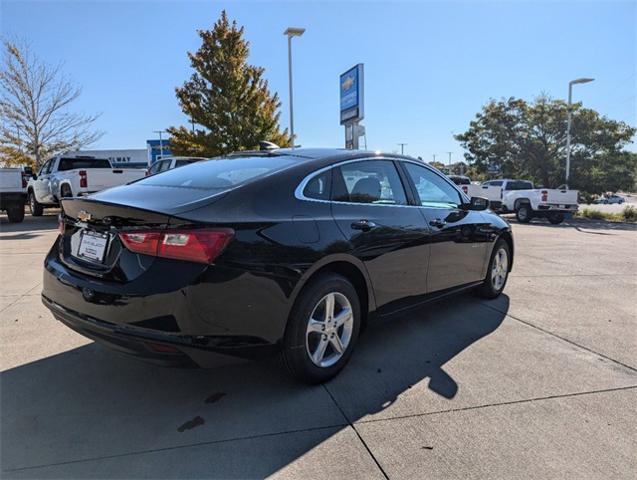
(138, 156), (297, 190)
(303, 170), (331, 200)
(58, 158), (111, 171)
(332, 160), (407, 205)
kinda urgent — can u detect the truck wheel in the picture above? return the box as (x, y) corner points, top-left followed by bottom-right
(28, 191), (43, 216)
(6, 205), (25, 223)
(548, 213), (565, 225)
(515, 204), (532, 223)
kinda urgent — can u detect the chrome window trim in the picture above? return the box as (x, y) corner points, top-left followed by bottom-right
(294, 157), (469, 207)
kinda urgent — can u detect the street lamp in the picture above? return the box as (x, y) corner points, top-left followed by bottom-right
(284, 27), (305, 148)
(153, 130), (166, 160)
(565, 77), (594, 187)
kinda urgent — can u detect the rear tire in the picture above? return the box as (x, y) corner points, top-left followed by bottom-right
(6, 205), (25, 223)
(28, 191), (43, 216)
(548, 213), (565, 225)
(515, 204), (532, 223)
(282, 274), (361, 384)
(476, 238), (510, 299)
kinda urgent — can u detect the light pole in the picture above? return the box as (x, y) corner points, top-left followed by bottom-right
(565, 77), (594, 187)
(397, 143), (407, 155)
(153, 130), (166, 160)
(284, 27), (305, 148)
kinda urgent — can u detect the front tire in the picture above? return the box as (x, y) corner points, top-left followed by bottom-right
(282, 274), (361, 384)
(515, 204), (532, 223)
(476, 239), (510, 299)
(28, 191), (43, 216)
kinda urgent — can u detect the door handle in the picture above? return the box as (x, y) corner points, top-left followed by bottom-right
(351, 219), (376, 232)
(429, 218), (446, 228)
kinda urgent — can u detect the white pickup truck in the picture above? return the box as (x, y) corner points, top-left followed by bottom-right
(0, 168), (28, 223)
(26, 156), (146, 216)
(467, 179), (578, 224)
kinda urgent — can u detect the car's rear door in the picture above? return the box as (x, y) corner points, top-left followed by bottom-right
(330, 159), (431, 313)
(400, 161), (491, 293)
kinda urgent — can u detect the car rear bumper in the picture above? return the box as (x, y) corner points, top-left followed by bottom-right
(42, 240), (285, 367)
(536, 203), (578, 213)
(42, 294), (276, 368)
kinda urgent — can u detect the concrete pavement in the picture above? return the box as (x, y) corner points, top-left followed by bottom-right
(1, 213), (635, 479)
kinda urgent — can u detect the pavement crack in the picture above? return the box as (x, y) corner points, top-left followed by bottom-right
(322, 384), (390, 480)
(353, 385), (637, 425)
(480, 301), (637, 373)
(2, 423), (349, 473)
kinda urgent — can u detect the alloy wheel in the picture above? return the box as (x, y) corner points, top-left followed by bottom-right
(305, 292), (354, 368)
(491, 248), (508, 290)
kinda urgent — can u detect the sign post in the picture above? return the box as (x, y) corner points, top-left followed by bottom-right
(340, 64), (364, 149)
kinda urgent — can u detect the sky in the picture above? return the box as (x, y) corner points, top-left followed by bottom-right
(2, 0), (636, 160)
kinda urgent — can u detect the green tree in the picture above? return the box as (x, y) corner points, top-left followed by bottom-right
(455, 95), (635, 194)
(167, 11), (290, 157)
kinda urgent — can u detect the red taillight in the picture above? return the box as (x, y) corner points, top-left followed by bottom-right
(21, 174), (27, 188)
(79, 170), (88, 188)
(145, 169), (150, 176)
(462, 186), (468, 194)
(119, 229), (234, 264)
(541, 190), (548, 202)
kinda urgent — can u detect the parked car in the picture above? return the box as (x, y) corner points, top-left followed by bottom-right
(145, 157), (208, 176)
(27, 156), (146, 216)
(594, 194), (625, 205)
(43, 148), (513, 383)
(0, 167), (28, 223)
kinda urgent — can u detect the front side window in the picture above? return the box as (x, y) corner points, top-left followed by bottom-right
(39, 160), (52, 176)
(332, 160), (407, 205)
(404, 163), (462, 208)
(491, 181), (503, 187)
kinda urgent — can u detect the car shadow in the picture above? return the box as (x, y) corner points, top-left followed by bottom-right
(0, 210), (59, 233)
(1, 294), (508, 478)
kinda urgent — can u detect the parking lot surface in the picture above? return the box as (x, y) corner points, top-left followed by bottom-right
(1, 212), (636, 479)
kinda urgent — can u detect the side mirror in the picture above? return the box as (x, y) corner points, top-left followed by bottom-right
(466, 196), (489, 211)
(31, 173), (38, 180)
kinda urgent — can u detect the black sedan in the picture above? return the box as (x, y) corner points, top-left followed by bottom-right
(43, 148), (513, 383)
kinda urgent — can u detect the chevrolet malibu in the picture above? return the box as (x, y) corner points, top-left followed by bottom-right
(43, 148), (513, 383)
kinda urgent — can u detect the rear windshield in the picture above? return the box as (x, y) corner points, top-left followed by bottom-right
(449, 176), (470, 185)
(175, 159), (197, 168)
(505, 181), (533, 190)
(137, 155), (297, 190)
(58, 158), (111, 171)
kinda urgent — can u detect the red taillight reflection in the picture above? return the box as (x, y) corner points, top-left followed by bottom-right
(79, 170), (88, 188)
(119, 229), (234, 264)
(58, 214), (65, 235)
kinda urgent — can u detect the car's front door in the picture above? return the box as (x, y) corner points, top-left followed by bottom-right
(330, 159), (431, 313)
(34, 159), (54, 204)
(400, 162), (491, 293)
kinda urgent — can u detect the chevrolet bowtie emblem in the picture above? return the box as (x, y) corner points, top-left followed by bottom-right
(77, 210), (92, 222)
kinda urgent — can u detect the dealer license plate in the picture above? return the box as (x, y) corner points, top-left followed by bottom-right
(77, 230), (109, 262)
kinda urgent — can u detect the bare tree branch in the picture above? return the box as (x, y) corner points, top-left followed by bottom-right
(0, 39), (103, 167)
